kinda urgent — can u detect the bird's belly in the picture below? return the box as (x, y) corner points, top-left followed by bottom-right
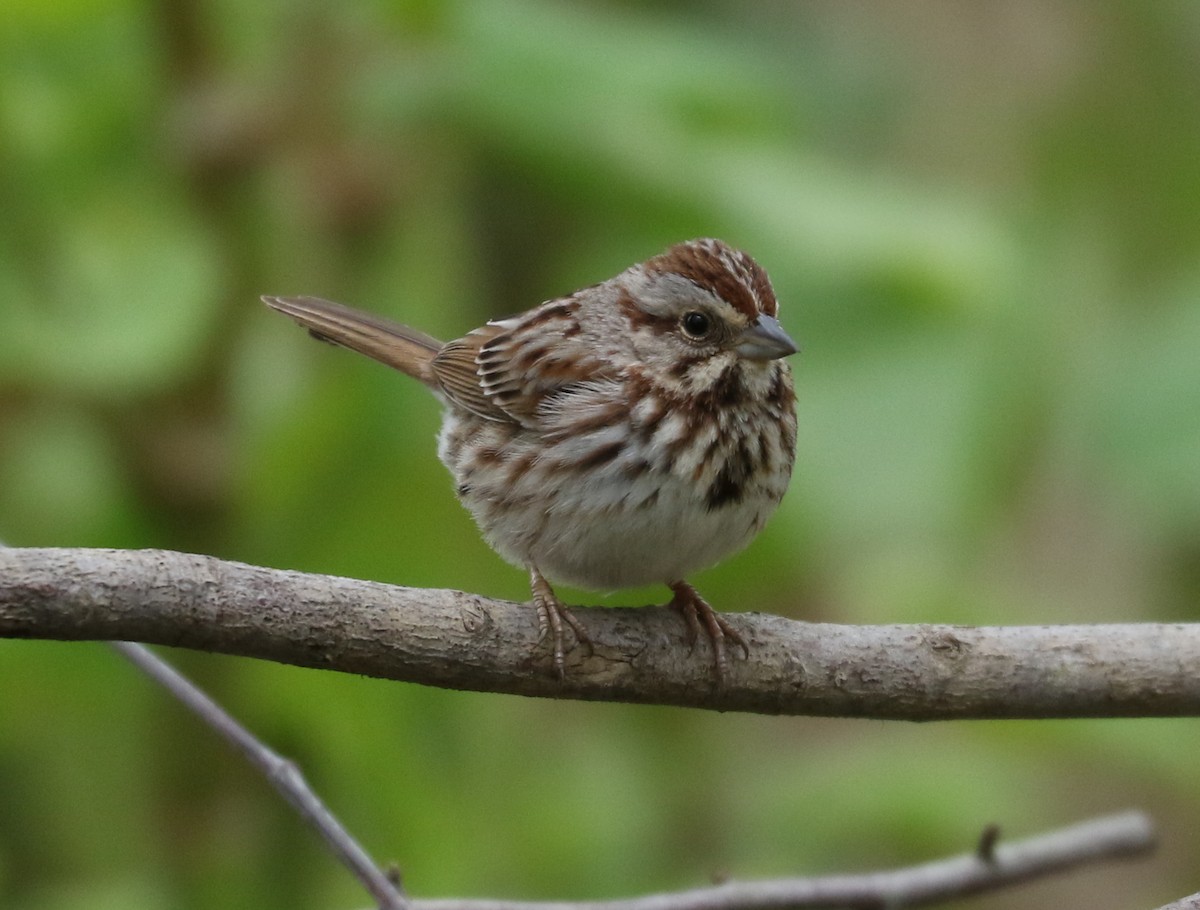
(529, 480), (772, 589)
(439, 417), (784, 590)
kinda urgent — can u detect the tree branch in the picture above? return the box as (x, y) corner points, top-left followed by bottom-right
(111, 642), (408, 910)
(410, 811), (1154, 909)
(109, 635), (1158, 910)
(4, 547), (1200, 718)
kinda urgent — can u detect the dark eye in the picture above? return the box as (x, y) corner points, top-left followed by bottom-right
(681, 311), (712, 339)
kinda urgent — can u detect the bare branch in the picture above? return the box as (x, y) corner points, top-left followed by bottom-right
(3, 547), (1200, 718)
(108, 633), (1157, 910)
(110, 641), (408, 910)
(405, 812), (1153, 909)
(1153, 895), (1200, 910)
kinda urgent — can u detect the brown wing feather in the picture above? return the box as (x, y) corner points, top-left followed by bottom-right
(438, 301), (617, 428)
(430, 326), (515, 422)
(262, 296), (442, 387)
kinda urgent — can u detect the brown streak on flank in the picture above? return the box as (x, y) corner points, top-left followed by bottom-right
(573, 403), (627, 435)
(577, 439), (624, 470)
(473, 446), (505, 468)
(542, 396), (628, 439)
(751, 431), (768, 472)
(505, 450), (539, 484)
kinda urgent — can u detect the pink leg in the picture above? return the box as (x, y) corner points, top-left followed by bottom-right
(668, 580), (749, 683)
(530, 568), (591, 678)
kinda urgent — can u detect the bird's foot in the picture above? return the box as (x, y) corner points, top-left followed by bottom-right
(668, 580), (749, 684)
(530, 568), (592, 679)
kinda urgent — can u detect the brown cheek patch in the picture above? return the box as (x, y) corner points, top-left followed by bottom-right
(617, 287), (673, 331)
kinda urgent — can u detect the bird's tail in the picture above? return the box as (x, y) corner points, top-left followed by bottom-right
(262, 296), (443, 387)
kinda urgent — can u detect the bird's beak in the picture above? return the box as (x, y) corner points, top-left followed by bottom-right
(735, 315), (798, 360)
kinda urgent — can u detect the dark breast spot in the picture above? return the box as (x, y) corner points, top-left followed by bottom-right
(705, 439), (757, 511)
(706, 467), (744, 510)
(712, 366), (745, 407)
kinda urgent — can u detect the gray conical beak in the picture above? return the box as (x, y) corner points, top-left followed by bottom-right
(735, 315), (798, 360)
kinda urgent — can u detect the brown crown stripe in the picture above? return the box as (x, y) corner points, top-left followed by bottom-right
(648, 241), (777, 319)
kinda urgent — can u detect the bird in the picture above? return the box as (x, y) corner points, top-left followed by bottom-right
(263, 238), (797, 681)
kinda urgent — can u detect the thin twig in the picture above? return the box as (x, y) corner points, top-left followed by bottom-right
(110, 641), (408, 910)
(406, 812), (1155, 910)
(112, 643), (1155, 910)
(4, 547), (1200, 718)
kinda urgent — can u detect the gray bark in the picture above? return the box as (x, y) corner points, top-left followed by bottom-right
(3, 547), (1198, 718)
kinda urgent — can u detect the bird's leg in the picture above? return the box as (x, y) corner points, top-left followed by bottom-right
(529, 568), (592, 678)
(668, 581), (749, 683)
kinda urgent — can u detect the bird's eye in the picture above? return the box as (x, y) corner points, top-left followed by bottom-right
(681, 311), (712, 339)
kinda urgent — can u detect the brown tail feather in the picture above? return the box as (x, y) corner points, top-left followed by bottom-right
(262, 296), (443, 387)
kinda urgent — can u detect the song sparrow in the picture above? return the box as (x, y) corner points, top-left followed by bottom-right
(264, 238), (797, 681)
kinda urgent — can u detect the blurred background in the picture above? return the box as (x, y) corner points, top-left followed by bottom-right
(2, 1), (1199, 908)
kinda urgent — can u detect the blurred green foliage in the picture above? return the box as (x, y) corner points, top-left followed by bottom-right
(2, 2), (1199, 908)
